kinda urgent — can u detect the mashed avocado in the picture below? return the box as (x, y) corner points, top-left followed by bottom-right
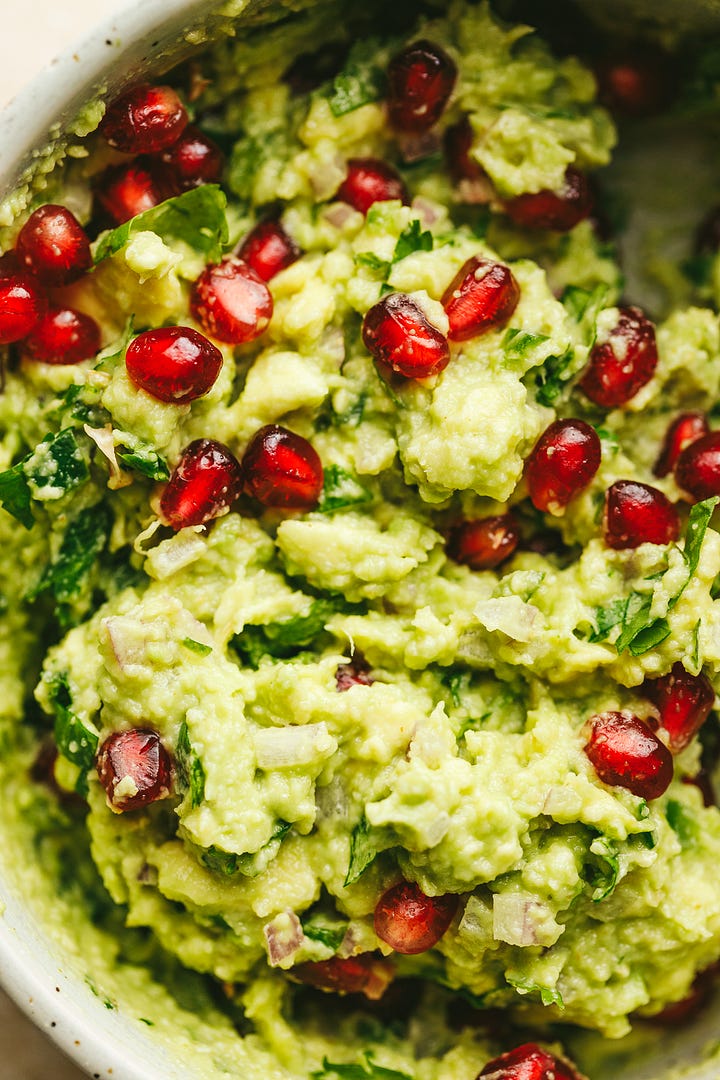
(2, 2), (720, 1078)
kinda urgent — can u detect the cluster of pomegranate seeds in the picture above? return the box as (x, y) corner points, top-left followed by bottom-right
(654, 412), (709, 477)
(579, 306), (658, 408)
(335, 655), (374, 691)
(643, 663), (715, 753)
(446, 514), (520, 570)
(93, 159), (168, 226)
(362, 293), (450, 379)
(159, 125), (224, 190)
(675, 431), (720, 499)
(16, 205), (92, 286)
(503, 167), (593, 233)
(160, 439), (243, 529)
(0, 274), (47, 344)
(23, 307), (101, 365)
(584, 711), (674, 800)
(335, 159), (409, 215)
(526, 419), (601, 513)
(125, 326), (223, 404)
(441, 256), (520, 342)
(373, 880), (458, 955)
(386, 40), (457, 133)
(96, 728), (173, 813)
(294, 954), (393, 999)
(478, 1042), (585, 1080)
(603, 480), (680, 549)
(190, 256), (273, 345)
(99, 83), (188, 154)
(238, 220), (302, 282)
(241, 424), (323, 510)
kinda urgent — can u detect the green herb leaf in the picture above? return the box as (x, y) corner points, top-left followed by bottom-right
(182, 638), (213, 657)
(301, 917), (347, 951)
(506, 974), (564, 1009)
(345, 814), (382, 886)
(116, 445), (170, 481)
(326, 41), (386, 117)
(28, 505), (111, 623)
(666, 799), (698, 849)
(683, 497), (719, 577)
(589, 596), (628, 643)
(691, 618), (702, 669)
(47, 672), (99, 774)
(561, 283), (608, 344)
(503, 327), (550, 360)
(355, 252), (392, 275)
(627, 617), (671, 656)
(94, 185), (229, 263)
(318, 465), (372, 513)
(393, 219), (433, 262)
(176, 721), (206, 809)
(313, 1052), (412, 1080)
(24, 428), (89, 501)
(0, 461), (33, 528)
(201, 821), (291, 877)
(534, 347), (574, 406)
(585, 836), (619, 902)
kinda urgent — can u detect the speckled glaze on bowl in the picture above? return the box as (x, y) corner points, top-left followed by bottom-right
(2, 2), (720, 1078)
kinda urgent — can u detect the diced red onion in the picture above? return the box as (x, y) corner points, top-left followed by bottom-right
(264, 909), (306, 966)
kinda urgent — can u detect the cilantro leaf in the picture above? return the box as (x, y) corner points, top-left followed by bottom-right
(47, 672), (99, 778)
(506, 974), (564, 1009)
(683, 496), (718, 577)
(94, 185), (229, 263)
(503, 327), (550, 361)
(584, 835), (619, 902)
(318, 465), (372, 513)
(24, 428), (89, 501)
(355, 253), (392, 276)
(116, 445), (170, 481)
(345, 814), (383, 886)
(392, 220), (433, 262)
(182, 638), (213, 657)
(534, 346), (574, 406)
(227, 131), (288, 203)
(176, 721), (206, 809)
(666, 799), (698, 849)
(561, 283), (608, 344)
(28, 505), (111, 622)
(326, 39), (387, 117)
(201, 821), (291, 878)
(301, 917), (347, 951)
(0, 461), (33, 528)
(313, 1052), (412, 1080)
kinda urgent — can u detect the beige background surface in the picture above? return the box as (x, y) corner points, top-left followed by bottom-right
(1, 6), (134, 1077)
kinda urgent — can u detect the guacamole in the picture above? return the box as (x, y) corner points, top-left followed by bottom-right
(2, 2), (720, 1078)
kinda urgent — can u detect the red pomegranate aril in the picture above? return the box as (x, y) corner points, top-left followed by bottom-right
(100, 83), (187, 154)
(374, 881), (458, 955)
(0, 250), (21, 278)
(335, 656), (374, 691)
(444, 116), (483, 184)
(675, 431), (720, 499)
(96, 728), (172, 813)
(594, 50), (672, 118)
(579, 306), (658, 408)
(604, 480), (680, 549)
(190, 256), (273, 345)
(159, 125), (223, 190)
(644, 662), (715, 753)
(94, 159), (168, 226)
(23, 307), (101, 365)
(684, 769), (716, 808)
(294, 955), (394, 1000)
(654, 412), (709, 478)
(125, 326), (222, 404)
(160, 439), (243, 529)
(387, 39), (457, 133)
(362, 293), (450, 379)
(335, 159), (409, 215)
(478, 1042), (585, 1080)
(242, 424), (323, 511)
(447, 514), (520, 570)
(526, 419), (601, 513)
(503, 167), (593, 233)
(0, 274), (47, 344)
(584, 711), (674, 800)
(16, 205), (92, 287)
(442, 256), (520, 342)
(238, 220), (302, 282)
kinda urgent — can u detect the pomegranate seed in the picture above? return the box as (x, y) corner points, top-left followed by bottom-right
(190, 256), (273, 345)
(525, 419), (601, 513)
(387, 40), (457, 133)
(362, 293), (450, 379)
(100, 83), (187, 154)
(446, 514), (520, 570)
(503, 167), (593, 233)
(335, 655), (374, 691)
(675, 431), (720, 499)
(23, 307), (101, 365)
(96, 728), (172, 812)
(604, 480), (680, 549)
(0, 274), (47, 344)
(294, 955), (394, 1000)
(654, 412), (709, 478)
(335, 159), (408, 215)
(94, 159), (168, 226)
(238, 220), (301, 282)
(650, 966), (719, 1026)
(644, 662), (714, 753)
(594, 50), (672, 117)
(160, 439), (243, 529)
(584, 711), (674, 800)
(374, 881), (458, 955)
(0, 250), (21, 278)
(241, 424), (323, 510)
(442, 256), (520, 342)
(159, 124), (223, 190)
(16, 205), (91, 286)
(444, 116), (484, 184)
(684, 769), (716, 808)
(125, 326), (222, 404)
(579, 306), (658, 408)
(479, 1042), (585, 1080)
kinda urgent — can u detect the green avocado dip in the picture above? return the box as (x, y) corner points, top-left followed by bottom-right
(3, 1), (720, 1077)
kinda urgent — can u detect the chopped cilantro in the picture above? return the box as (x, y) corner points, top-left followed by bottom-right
(318, 465), (372, 513)
(584, 835), (619, 902)
(312, 1052), (412, 1080)
(325, 38), (387, 117)
(392, 219), (433, 262)
(561, 283), (608, 345)
(227, 131), (288, 203)
(47, 672), (98, 781)
(691, 618), (702, 669)
(201, 822), (291, 877)
(355, 252), (391, 275)
(182, 638), (213, 657)
(176, 721), (206, 809)
(94, 185), (229, 263)
(506, 974), (564, 1008)
(301, 917), (347, 951)
(534, 347), (574, 407)
(27, 505), (111, 623)
(116, 445), (170, 482)
(233, 599), (341, 667)
(666, 800), (698, 849)
(0, 461), (33, 529)
(503, 327), (550, 360)
(345, 814), (383, 886)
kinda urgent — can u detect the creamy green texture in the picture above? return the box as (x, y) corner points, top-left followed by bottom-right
(3, 3), (720, 1078)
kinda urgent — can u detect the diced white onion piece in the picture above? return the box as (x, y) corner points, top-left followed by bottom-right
(145, 532), (207, 580)
(493, 893), (555, 946)
(474, 597), (540, 642)
(83, 424), (132, 490)
(264, 910), (305, 967)
(253, 722), (338, 770)
(102, 616), (148, 669)
(311, 156), (346, 200)
(323, 202), (356, 229)
(398, 130), (442, 163)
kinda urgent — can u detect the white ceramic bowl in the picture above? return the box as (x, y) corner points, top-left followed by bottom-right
(2, 3), (720, 1078)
